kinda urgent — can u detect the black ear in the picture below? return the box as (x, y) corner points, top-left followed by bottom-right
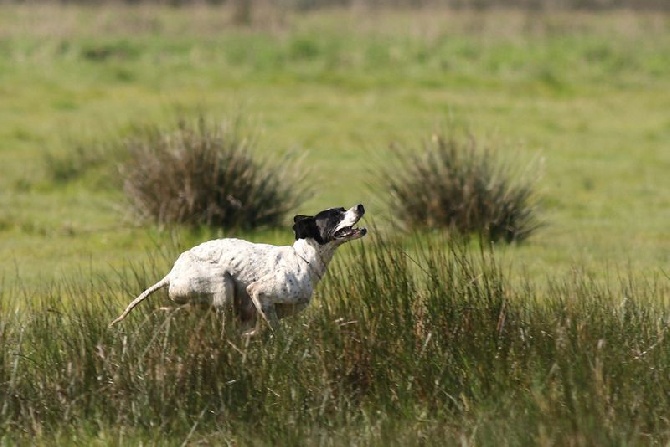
(293, 216), (319, 241)
(293, 214), (312, 223)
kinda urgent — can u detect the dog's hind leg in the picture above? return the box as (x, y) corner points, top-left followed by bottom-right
(109, 276), (170, 327)
(211, 273), (236, 336)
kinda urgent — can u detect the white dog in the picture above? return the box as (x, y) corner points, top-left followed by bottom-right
(109, 204), (367, 335)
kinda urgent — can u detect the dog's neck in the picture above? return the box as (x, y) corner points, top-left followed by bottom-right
(292, 238), (339, 282)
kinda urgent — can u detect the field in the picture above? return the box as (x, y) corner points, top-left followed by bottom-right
(1, 4), (670, 445)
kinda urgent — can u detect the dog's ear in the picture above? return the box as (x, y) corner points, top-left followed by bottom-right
(293, 214), (312, 223)
(293, 216), (321, 242)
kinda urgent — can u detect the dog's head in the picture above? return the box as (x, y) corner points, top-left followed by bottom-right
(293, 204), (367, 245)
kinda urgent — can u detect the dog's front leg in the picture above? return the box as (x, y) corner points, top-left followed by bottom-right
(247, 284), (280, 333)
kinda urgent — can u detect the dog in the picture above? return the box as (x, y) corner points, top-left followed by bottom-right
(109, 204), (367, 335)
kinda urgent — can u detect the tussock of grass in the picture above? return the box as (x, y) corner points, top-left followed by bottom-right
(379, 129), (542, 242)
(119, 115), (310, 230)
(1, 235), (669, 444)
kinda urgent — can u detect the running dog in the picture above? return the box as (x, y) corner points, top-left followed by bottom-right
(109, 204), (367, 335)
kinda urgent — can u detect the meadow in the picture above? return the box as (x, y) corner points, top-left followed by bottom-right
(1, 4), (669, 445)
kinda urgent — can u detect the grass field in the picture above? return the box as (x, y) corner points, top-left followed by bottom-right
(1, 4), (670, 445)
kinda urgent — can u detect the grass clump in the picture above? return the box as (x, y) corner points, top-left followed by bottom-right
(380, 129), (542, 243)
(120, 115), (309, 230)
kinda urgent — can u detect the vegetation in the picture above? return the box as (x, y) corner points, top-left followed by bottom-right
(3, 6), (668, 287)
(1, 4), (669, 444)
(7, 0), (667, 11)
(381, 129), (542, 242)
(118, 115), (309, 229)
(1, 235), (669, 444)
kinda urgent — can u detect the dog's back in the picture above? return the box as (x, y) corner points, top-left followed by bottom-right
(172, 238), (296, 285)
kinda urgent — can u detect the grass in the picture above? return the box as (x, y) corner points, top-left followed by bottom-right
(0, 4), (669, 444)
(1, 7), (669, 287)
(117, 115), (309, 229)
(1, 234), (669, 444)
(380, 127), (542, 241)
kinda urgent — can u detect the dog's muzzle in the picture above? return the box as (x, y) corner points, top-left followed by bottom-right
(334, 204), (367, 239)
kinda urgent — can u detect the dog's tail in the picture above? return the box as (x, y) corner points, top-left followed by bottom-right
(108, 276), (170, 327)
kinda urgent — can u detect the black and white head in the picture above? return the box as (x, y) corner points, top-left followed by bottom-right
(293, 204), (367, 245)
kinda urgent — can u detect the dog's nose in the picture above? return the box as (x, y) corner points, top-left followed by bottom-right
(356, 204), (365, 215)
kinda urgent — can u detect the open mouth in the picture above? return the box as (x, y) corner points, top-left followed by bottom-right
(332, 204), (367, 240)
(334, 226), (367, 239)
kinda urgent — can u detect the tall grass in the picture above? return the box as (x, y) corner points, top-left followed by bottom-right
(1, 235), (669, 444)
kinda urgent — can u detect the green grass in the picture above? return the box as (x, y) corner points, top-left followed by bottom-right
(1, 6), (669, 286)
(1, 4), (670, 444)
(2, 235), (669, 445)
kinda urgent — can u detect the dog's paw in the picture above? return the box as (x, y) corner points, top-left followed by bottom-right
(242, 328), (260, 338)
